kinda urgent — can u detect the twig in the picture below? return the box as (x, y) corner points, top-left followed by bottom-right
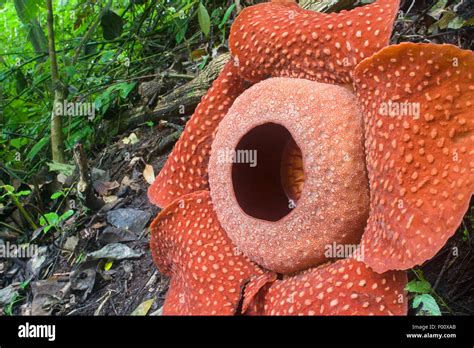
(73, 143), (104, 212)
(0, 221), (24, 235)
(9, 194), (38, 231)
(432, 253), (451, 291)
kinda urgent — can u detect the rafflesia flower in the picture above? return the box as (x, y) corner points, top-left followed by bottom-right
(147, 0), (473, 315)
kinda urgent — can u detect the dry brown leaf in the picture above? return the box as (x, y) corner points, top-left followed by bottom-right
(143, 164), (155, 185)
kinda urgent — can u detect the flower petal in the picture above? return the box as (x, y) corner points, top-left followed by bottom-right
(245, 258), (407, 316)
(149, 190), (270, 315)
(354, 43), (474, 273)
(229, 0), (400, 84)
(242, 272), (277, 314)
(147, 61), (249, 208)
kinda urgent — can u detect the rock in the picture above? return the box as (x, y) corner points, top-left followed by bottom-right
(0, 284), (19, 306)
(106, 208), (151, 234)
(63, 236), (79, 252)
(86, 243), (143, 261)
(26, 246), (49, 278)
(70, 261), (97, 301)
(31, 280), (68, 315)
(98, 226), (138, 245)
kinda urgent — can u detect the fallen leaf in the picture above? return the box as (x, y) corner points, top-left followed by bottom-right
(129, 156), (140, 166)
(93, 180), (119, 195)
(130, 298), (155, 316)
(122, 133), (139, 145)
(103, 195), (118, 204)
(143, 164), (155, 184)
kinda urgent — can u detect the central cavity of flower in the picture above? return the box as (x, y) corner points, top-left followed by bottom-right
(231, 123), (304, 222)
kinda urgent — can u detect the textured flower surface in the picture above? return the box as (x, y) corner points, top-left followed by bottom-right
(147, 0), (473, 316)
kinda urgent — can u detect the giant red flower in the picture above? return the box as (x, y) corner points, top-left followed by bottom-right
(147, 0), (473, 315)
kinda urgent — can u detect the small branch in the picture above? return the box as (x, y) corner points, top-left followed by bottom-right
(73, 143), (104, 211)
(0, 221), (25, 236)
(10, 194), (38, 231)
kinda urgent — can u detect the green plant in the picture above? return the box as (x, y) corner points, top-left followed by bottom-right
(0, 185), (37, 230)
(406, 270), (443, 316)
(39, 209), (74, 233)
(4, 280), (29, 316)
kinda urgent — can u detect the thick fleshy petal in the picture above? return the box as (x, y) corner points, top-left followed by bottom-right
(242, 272), (277, 314)
(245, 258), (407, 316)
(148, 62), (249, 208)
(354, 43), (474, 273)
(149, 190), (271, 315)
(229, 0), (400, 84)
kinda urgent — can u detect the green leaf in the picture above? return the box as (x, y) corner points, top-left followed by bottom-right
(16, 190), (31, 197)
(116, 82), (136, 99)
(405, 280), (432, 294)
(47, 161), (75, 176)
(198, 55), (209, 70)
(219, 4), (235, 29)
(462, 229), (469, 242)
(50, 191), (64, 200)
(10, 137), (28, 150)
(466, 17), (474, 26)
(40, 212), (59, 227)
(428, 0), (449, 20)
(20, 279), (30, 290)
(64, 65), (77, 78)
(26, 136), (49, 160)
(59, 209), (74, 222)
(413, 294), (441, 316)
(175, 22), (188, 43)
(197, 2), (211, 36)
(448, 16), (465, 29)
(437, 11), (456, 29)
(1, 185), (15, 193)
(68, 125), (93, 146)
(14, 0), (40, 22)
(95, 88), (115, 114)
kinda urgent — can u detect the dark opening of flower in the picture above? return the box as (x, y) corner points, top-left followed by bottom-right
(231, 123), (303, 221)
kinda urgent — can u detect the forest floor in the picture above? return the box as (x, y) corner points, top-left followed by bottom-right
(0, 0), (473, 316)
